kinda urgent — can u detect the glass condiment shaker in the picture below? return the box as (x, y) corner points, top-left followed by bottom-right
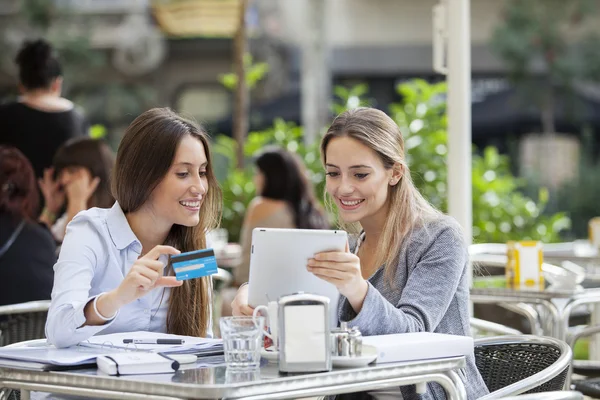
(331, 322), (363, 357)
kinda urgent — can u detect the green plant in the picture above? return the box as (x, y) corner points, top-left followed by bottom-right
(331, 84), (372, 115)
(214, 119), (323, 242)
(554, 130), (600, 239)
(389, 79), (570, 243)
(491, 0), (600, 134)
(215, 79), (571, 244)
(218, 54), (269, 91)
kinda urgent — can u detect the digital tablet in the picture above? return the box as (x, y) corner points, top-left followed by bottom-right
(247, 228), (347, 325)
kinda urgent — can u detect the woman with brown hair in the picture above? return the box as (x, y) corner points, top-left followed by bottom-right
(39, 137), (116, 242)
(46, 108), (222, 348)
(0, 146), (56, 306)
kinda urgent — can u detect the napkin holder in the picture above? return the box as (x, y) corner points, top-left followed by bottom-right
(278, 293), (331, 373)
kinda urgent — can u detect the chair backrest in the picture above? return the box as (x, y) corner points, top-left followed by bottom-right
(470, 317), (522, 337)
(496, 391), (583, 400)
(0, 301), (50, 347)
(475, 335), (572, 399)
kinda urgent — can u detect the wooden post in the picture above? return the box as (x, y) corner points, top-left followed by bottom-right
(233, 0), (248, 168)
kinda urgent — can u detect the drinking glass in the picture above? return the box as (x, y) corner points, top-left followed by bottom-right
(220, 316), (264, 369)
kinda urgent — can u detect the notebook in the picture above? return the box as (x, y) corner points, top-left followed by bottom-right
(362, 332), (474, 364)
(97, 352), (179, 375)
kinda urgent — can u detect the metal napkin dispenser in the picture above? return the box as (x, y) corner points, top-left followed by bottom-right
(278, 293), (331, 373)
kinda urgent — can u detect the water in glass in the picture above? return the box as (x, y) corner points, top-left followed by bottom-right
(220, 316), (264, 369)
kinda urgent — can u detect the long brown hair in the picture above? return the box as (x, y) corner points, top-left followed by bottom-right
(112, 108), (222, 337)
(53, 137), (115, 209)
(321, 107), (443, 283)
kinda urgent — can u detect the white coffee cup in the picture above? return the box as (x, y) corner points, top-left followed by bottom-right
(252, 301), (278, 349)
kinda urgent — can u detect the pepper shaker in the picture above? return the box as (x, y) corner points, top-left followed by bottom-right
(331, 322), (363, 357)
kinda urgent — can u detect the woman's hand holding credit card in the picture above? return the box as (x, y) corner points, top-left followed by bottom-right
(170, 248), (219, 281)
(109, 245), (183, 308)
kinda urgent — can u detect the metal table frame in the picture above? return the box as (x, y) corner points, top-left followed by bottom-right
(0, 356), (467, 400)
(471, 286), (600, 341)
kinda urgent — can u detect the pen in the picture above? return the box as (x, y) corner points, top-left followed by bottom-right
(122, 339), (185, 345)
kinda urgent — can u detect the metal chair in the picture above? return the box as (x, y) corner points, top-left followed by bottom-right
(564, 324), (600, 396)
(495, 391), (583, 400)
(470, 317), (523, 337)
(0, 301), (50, 347)
(475, 335), (572, 399)
(0, 302), (49, 400)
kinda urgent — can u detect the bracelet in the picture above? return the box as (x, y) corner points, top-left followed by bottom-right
(93, 293), (117, 321)
(41, 207), (57, 223)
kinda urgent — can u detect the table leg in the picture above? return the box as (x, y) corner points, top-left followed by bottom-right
(591, 303), (600, 360)
(446, 370), (467, 400)
(539, 300), (561, 339)
(20, 390), (30, 400)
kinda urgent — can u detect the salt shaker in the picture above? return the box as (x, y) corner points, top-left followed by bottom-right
(331, 322), (363, 357)
(349, 326), (363, 356)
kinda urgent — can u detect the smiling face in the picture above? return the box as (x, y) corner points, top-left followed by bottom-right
(325, 136), (396, 226)
(146, 134), (208, 228)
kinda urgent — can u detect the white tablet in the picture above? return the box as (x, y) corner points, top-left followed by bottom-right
(247, 228), (347, 324)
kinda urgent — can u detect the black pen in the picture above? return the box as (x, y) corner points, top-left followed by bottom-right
(122, 338), (185, 345)
(158, 352), (181, 371)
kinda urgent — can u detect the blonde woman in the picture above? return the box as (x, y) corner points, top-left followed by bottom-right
(232, 107), (488, 399)
(46, 108), (221, 348)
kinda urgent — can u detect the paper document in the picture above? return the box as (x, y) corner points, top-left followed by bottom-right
(362, 332), (474, 364)
(80, 331), (223, 355)
(0, 345), (123, 367)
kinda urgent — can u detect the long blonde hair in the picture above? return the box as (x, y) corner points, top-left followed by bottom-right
(321, 107), (443, 283)
(113, 108), (222, 337)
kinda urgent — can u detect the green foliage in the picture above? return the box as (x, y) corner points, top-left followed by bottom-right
(389, 79), (570, 243)
(554, 130), (600, 239)
(471, 147), (570, 242)
(491, 0), (600, 83)
(214, 80), (570, 244)
(331, 84), (372, 115)
(390, 80), (449, 210)
(89, 124), (107, 139)
(491, 0), (600, 132)
(218, 54), (270, 91)
(214, 120), (322, 242)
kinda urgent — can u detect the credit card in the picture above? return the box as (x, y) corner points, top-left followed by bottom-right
(170, 248), (218, 281)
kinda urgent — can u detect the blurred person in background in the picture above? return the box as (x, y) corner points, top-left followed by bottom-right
(0, 146), (55, 306)
(220, 147), (328, 317)
(38, 138), (116, 243)
(0, 39), (88, 181)
(236, 146), (329, 285)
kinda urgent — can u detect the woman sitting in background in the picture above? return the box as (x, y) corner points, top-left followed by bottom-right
(38, 137), (115, 242)
(236, 146), (329, 285)
(0, 146), (55, 306)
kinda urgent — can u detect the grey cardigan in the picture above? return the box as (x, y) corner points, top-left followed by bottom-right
(339, 217), (489, 400)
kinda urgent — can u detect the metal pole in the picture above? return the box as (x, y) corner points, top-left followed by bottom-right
(301, 0), (330, 145)
(446, 0), (472, 245)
